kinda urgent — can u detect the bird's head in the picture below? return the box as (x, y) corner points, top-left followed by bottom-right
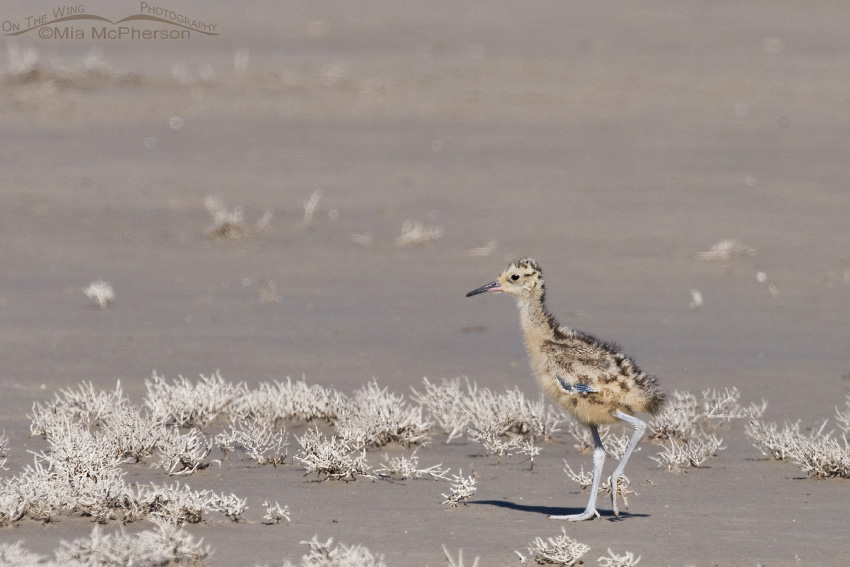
(466, 257), (544, 300)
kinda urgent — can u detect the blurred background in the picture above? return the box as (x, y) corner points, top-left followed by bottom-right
(2, 0), (849, 456)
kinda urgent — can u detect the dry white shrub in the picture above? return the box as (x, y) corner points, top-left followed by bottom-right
(140, 482), (213, 524)
(233, 377), (345, 424)
(835, 396), (850, 435)
(295, 428), (373, 481)
(209, 492), (248, 522)
(650, 434), (725, 472)
(464, 385), (562, 462)
(0, 541), (44, 566)
(17, 416), (139, 523)
(745, 419), (806, 461)
(99, 404), (165, 464)
(562, 462), (635, 507)
(701, 387), (766, 421)
(598, 548), (641, 567)
(465, 383), (562, 442)
(205, 195), (245, 238)
(0, 431), (7, 471)
(262, 501), (290, 525)
(603, 430), (637, 461)
(205, 195), (272, 239)
(145, 371), (245, 427)
(155, 427), (214, 476)
(650, 388), (763, 449)
(395, 219), (444, 246)
(53, 519), (210, 566)
(747, 418), (850, 479)
(0, 480), (31, 527)
(696, 239), (756, 260)
(516, 527), (589, 566)
(441, 470), (477, 508)
(217, 419), (288, 465)
(414, 377), (561, 459)
(5, 44), (40, 78)
(84, 281), (115, 308)
(469, 240), (496, 257)
(283, 536), (386, 567)
(374, 448), (450, 480)
(568, 423), (611, 454)
(440, 545), (480, 567)
(334, 380), (432, 448)
(296, 191), (322, 230)
(648, 390), (698, 442)
(468, 241), (497, 257)
(688, 289), (703, 311)
(349, 233), (374, 247)
(411, 377), (470, 442)
(30, 381), (127, 435)
(790, 431), (850, 479)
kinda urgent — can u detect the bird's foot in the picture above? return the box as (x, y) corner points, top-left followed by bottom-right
(548, 509), (600, 522)
(610, 474), (631, 518)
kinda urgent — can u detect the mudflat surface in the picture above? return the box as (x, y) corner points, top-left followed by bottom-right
(1, 2), (849, 565)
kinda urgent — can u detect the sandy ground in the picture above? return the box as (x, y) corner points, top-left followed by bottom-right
(1, 1), (850, 565)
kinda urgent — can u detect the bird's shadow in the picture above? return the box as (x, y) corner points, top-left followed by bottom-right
(471, 500), (648, 521)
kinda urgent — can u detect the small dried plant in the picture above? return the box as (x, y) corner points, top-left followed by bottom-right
(209, 491), (248, 522)
(53, 519), (211, 566)
(465, 383), (563, 442)
(295, 428), (373, 481)
(516, 527), (589, 566)
(374, 448), (450, 480)
(5, 44), (40, 79)
(84, 280), (115, 308)
(598, 548), (642, 567)
(155, 427), (214, 476)
(412, 377), (471, 443)
(562, 462), (635, 507)
(145, 371), (244, 427)
(284, 536), (387, 567)
(696, 239), (757, 260)
(204, 195), (272, 239)
(395, 219), (444, 246)
(30, 380), (127, 435)
(648, 390), (698, 442)
(650, 434), (725, 472)
(216, 419), (288, 465)
(262, 500), (291, 525)
(334, 380), (432, 448)
(441, 546), (480, 567)
(745, 419), (806, 461)
(441, 470), (477, 508)
(747, 415), (850, 479)
(140, 482), (213, 524)
(567, 423), (610, 454)
(0, 431), (8, 471)
(296, 190), (322, 230)
(204, 195), (246, 239)
(0, 541), (44, 566)
(468, 241), (497, 257)
(232, 377), (344, 424)
(701, 387), (766, 421)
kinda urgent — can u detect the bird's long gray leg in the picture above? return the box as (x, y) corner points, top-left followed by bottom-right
(549, 425), (603, 521)
(610, 410), (646, 518)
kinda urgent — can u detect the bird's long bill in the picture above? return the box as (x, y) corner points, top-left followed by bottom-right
(466, 280), (502, 297)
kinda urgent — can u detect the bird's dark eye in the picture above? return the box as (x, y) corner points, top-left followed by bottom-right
(511, 274), (520, 281)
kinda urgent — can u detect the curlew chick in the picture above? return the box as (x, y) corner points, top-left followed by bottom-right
(466, 258), (664, 521)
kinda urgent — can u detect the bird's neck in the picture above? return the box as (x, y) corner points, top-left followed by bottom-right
(517, 292), (559, 343)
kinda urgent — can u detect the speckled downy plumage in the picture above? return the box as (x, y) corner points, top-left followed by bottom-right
(467, 257), (665, 521)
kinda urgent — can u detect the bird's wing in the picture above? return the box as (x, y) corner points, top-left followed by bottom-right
(555, 375), (597, 394)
